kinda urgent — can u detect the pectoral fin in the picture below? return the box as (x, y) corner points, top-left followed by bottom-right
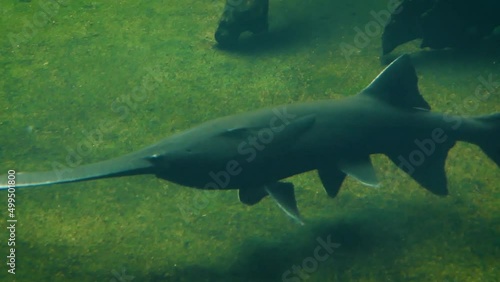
(317, 166), (347, 198)
(265, 182), (304, 225)
(338, 156), (380, 187)
(218, 114), (316, 160)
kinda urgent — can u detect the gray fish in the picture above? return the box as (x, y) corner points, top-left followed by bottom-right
(1, 55), (499, 224)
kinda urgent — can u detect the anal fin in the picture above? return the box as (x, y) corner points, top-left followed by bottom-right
(338, 156), (380, 187)
(238, 185), (268, 205)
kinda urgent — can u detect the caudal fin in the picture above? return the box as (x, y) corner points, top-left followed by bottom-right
(474, 113), (500, 167)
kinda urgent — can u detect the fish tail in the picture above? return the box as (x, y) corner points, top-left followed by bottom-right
(473, 113), (500, 167)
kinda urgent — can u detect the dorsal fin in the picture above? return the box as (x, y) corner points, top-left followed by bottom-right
(360, 54), (431, 111)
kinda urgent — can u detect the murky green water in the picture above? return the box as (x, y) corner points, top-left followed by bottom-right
(0, 0), (499, 281)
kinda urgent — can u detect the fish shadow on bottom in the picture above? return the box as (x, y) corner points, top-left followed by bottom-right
(13, 200), (497, 281)
(152, 203), (497, 281)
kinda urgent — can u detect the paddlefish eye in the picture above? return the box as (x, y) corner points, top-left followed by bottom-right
(147, 154), (170, 170)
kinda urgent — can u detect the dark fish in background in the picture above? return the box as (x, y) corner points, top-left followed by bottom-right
(382, 0), (500, 55)
(215, 0), (269, 47)
(1, 55), (499, 223)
